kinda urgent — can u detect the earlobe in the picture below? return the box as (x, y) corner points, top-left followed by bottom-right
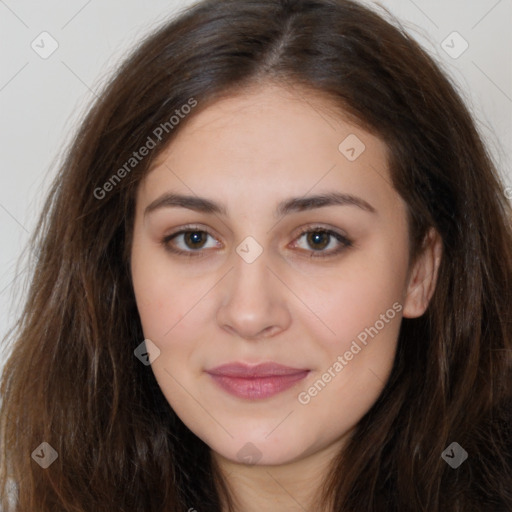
(402, 227), (443, 318)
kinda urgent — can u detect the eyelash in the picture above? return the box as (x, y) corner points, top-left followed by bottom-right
(161, 224), (353, 259)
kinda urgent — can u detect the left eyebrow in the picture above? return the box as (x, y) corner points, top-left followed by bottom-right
(275, 192), (377, 216)
(143, 191), (377, 218)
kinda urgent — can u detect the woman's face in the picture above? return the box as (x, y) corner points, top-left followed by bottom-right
(130, 83), (437, 466)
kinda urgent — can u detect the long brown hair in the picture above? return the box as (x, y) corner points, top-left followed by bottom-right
(1, 0), (511, 510)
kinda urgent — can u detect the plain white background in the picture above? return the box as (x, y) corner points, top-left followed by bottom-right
(1, 0), (511, 362)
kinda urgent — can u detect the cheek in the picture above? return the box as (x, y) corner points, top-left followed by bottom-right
(131, 262), (210, 413)
(289, 240), (407, 415)
(294, 250), (407, 351)
(131, 273), (168, 339)
(133, 273), (207, 347)
(293, 275), (403, 440)
(131, 237), (196, 338)
(130, 245), (217, 391)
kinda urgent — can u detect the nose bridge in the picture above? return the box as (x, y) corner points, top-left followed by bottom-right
(229, 240), (275, 306)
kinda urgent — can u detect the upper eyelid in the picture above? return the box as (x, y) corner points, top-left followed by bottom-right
(164, 223), (348, 240)
(163, 224), (218, 241)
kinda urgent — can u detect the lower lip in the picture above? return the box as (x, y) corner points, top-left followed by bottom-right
(207, 371), (310, 399)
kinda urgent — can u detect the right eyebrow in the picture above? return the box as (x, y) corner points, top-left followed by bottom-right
(144, 193), (227, 217)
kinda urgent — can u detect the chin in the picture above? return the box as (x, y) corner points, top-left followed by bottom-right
(203, 425), (316, 467)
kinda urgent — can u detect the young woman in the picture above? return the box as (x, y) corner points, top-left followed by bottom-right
(1, 0), (511, 510)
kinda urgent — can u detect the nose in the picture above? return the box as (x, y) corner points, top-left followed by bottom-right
(215, 249), (292, 340)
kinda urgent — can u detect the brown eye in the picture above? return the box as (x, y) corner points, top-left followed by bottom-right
(162, 226), (220, 257)
(183, 231), (208, 249)
(293, 227), (353, 258)
(306, 231), (330, 250)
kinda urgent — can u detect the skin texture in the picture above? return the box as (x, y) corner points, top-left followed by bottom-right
(130, 83), (442, 511)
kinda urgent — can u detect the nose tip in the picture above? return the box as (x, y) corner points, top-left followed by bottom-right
(215, 253), (291, 341)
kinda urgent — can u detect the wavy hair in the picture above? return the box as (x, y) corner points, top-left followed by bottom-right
(1, 0), (511, 510)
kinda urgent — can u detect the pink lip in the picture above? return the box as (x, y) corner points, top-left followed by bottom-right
(205, 362), (310, 399)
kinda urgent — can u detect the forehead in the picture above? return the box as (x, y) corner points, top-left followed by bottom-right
(154, 83), (375, 161)
(137, 83), (397, 215)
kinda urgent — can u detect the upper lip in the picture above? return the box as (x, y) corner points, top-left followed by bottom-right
(206, 362), (309, 378)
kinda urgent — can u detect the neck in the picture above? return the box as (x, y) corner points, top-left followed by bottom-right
(211, 439), (345, 512)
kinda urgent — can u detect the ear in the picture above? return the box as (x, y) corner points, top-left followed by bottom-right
(402, 227), (443, 318)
